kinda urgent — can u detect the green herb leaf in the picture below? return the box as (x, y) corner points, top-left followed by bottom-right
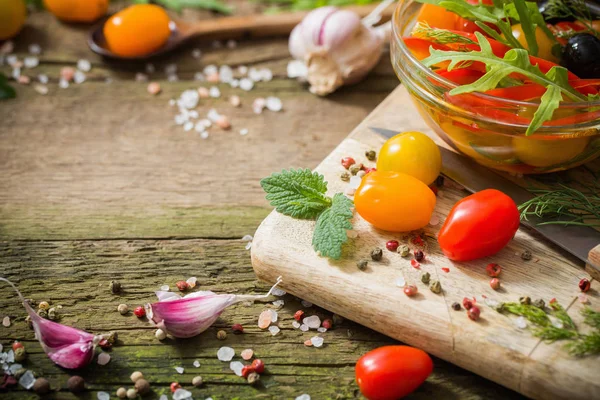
(260, 168), (331, 219)
(0, 73), (16, 100)
(148, 0), (233, 14)
(412, 22), (476, 46)
(582, 307), (600, 329)
(565, 332), (600, 356)
(312, 193), (354, 260)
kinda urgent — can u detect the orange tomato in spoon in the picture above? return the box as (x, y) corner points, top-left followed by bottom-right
(103, 4), (171, 57)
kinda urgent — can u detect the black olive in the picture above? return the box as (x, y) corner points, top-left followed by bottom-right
(539, 0), (600, 23)
(562, 33), (600, 78)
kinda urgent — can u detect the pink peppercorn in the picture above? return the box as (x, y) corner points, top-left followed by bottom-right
(294, 310), (305, 321)
(241, 365), (255, 378)
(170, 382), (181, 393)
(98, 339), (112, 349)
(386, 240), (399, 252)
(251, 359), (265, 374)
(134, 306), (146, 318)
(467, 306), (481, 321)
(232, 323), (244, 334)
(441, 267), (450, 273)
(579, 278), (591, 292)
(490, 278), (500, 290)
(341, 157), (356, 170)
(363, 167), (377, 174)
(486, 263), (502, 277)
(322, 319), (333, 330)
(403, 285), (418, 297)
(462, 297), (473, 310)
(176, 281), (189, 292)
(12, 342), (24, 351)
(410, 259), (420, 269)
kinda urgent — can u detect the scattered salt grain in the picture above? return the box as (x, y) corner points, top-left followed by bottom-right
(159, 396), (168, 400)
(270, 309), (278, 323)
(9, 363), (22, 374)
(258, 310), (272, 329)
(230, 361), (244, 376)
(200, 131), (209, 139)
(29, 44), (41, 55)
(550, 316), (564, 329)
(248, 68), (262, 82)
(203, 65), (218, 75)
(207, 108), (221, 122)
(97, 392), (110, 400)
(2, 316), (10, 327)
(145, 63), (155, 74)
(311, 336), (324, 348)
(429, 215), (440, 226)
(23, 57), (38, 69)
(239, 78), (254, 91)
(169, 99), (176, 106)
(18, 371), (34, 389)
(194, 72), (205, 81)
(97, 352), (111, 365)
(301, 300), (313, 308)
(194, 122), (206, 132)
(347, 230), (359, 239)
(175, 114), (188, 125)
(303, 315), (321, 329)
(269, 326), (280, 336)
(273, 300), (285, 308)
(241, 349), (253, 360)
(209, 86), (221, 98)
(38, 74), (48, 84)
(180, 90), (200, 109)
(395, 277), (406, 287)
(317, 327), (327, 333)
(34, 84), (48, 95)
(136, 72), (148, 82)
(252, 97), (265, 114)
(77, 59), (91, 72)
(226, 39), (237, 49)
(173, 388), (193, 400)
(229, 95), (241, 107)
(217, 346), (235, 362)
(230, 79), (239, 88)
(186, 277), (197, 288)
(165, 63), (178, 75)
(11, 67), (20, 79)
(296, 394), (311, 400)
(192, 48), (202, 59)
(73, 70), (86, 84)
(238, 65), (248, 75)
(167, 74), (178, 82)
(287, 60), (308, 78)
(6, 349), (14, 362)
(193, 360), (201, 368)
(515, 316), (527, 329)
(266, 96), (282, 112)
(349, 175), (363, 189)
(292, 321), (301, 329)
(175, 366), (184, 374)
(240, 128), (249, 136)
(219, 65), (233, 83)
(6, 54), (18, 66)
(484, 298), (499, 308)
(183, 121), (194, 132)
(272, 287), (286, 296)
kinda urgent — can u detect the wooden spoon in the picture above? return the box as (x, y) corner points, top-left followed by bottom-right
(87, 4), (394, 60)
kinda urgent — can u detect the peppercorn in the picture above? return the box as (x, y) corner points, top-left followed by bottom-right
(365, 150), (376, 161)
(370, 248), (383, 261)
(170, 382), (181, 393)
(25, 315), (32, 328)
(332, 314), (344, 325)
(192, 376), (203, 387)
(490, 278), (501, 290)
(579, 278), (591, 292)
(106, 331), (118, 344)
(116, 387), (127, 399)
(435, 175), (445, 186)
(217, 330), (227, 340)
(251, 358), (265, 374)
(341, 157), (356, 169)
(176, 280), (189, 292)
(134, 306), (146, 318)
(403, 285), (418, 297)
(421, 272), (431, 284)
(126, 388), (137, 399)
(12, 341), (23, 351)
(37, 309), (48, 319)
(532, 299), (545, 309)
(486, 263), (502, 277)
(429, 280), (442, 294)
(398, 245), (410, 257)
(294, 310), (305, 321)
(117, 304), (129, 315)
(98, 338), (112, 349)
(349, 163), (363, 175)
(519, 296), (531, 305)
(322, 319), (333, 330)
(463, 297), (474, 310)
(451, 302), (461, 311)
(414, 250), (424, 262)
(241, 365), (255, 378)
(14, 347), (26, 362)
(67, 376), (85, 393)
(109, 280), (121, 294)
(155, 329), (167, 341)
(521, 249), (532, 261)
(411, 259), (420, 269)
(247, 371), (260, 385)
(340, 171), (351, 182)
(134, 378), (150, 395)
(232, 323), (244, 334)
(130, 371), (144, 383)
(467, 306), (481, 321)
(38, 301), (50, 310)
(385, 240), (399, 252)
(364, 167), (377, 174)
(357, 259), (368, 271)
(48, 307), (58, 321)
(32, 377), (50, 394)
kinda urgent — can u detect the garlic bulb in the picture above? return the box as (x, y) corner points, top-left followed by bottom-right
(288, 1), (393, 96)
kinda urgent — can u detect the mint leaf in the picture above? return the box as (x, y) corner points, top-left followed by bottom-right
(261, 168), (331, 219)
(312, 193), (353, 260)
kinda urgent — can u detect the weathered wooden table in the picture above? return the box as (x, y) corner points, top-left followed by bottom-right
(0, 3), (525, 399)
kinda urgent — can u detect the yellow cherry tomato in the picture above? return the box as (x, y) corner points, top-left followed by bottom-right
(376, 131), (442, 185)
(0, 0), (26, 40)
(103, 5), (171, 58)
(354, 171), (436, 232)
(43, 0), (108, 23)
(509, 24), (558, 63)
(512, 135), (589, 167)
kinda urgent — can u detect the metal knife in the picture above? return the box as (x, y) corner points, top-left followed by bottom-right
(369, 126), (600, 275)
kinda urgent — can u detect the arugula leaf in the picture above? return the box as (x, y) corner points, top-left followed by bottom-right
(312, 193), (353, 260)
(133, 0), (233, 14)
(528, 68), (567, 134)
(504, 0), (557, 52)
(0, 73), (16, 100)
(260, 168), (331, 219)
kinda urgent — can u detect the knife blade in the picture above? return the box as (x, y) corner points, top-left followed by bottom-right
(369, 126), (600, 273)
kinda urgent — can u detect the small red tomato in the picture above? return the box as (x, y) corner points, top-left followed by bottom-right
(170, 382), (181, 393)
(490, 278), (500, 290)
(251, 359), (265, 374)
(294, 310), (305, 321)
(403, 285), (418, 297)
(386, 240), (399, 252)
(134, 306), (146, 318)
(486, 263), (502, 277)
(462, 297), (474, 310)
(438, 189), (519, 261)
(12, 342), (24, 351)
(341, 157), (356, 169)
(241, 365), (255, 378)
(356, 345), (433, 400)
(468, 306), (481, 321)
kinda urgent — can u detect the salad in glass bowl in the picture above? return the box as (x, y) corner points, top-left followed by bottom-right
(392, 0), (600, 174)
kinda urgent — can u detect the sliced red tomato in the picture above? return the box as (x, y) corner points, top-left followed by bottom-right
(437, 69), (484, 85)
(569, 79), (600, 95)
(548, 21), (586, 45)
(485, 83), (547, 101)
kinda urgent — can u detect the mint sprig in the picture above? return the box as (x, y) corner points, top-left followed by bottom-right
(421, 33), (586, 134)
(260, 169), (354, 259)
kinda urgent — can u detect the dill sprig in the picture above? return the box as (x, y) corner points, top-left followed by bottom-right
(582, 307), (600, 329)
(412, 22), (476, 46)
(565, 332), (600, 356)
(543, 0), (598, 36)
(550, 301), (577, 330)
(533, 325), (579, 341)
(518, 184), (600, 227)
(502, 302), (551, 326)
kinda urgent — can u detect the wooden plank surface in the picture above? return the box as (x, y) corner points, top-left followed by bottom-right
(0, 3), (542, 399)
(251, 86), (600, 400)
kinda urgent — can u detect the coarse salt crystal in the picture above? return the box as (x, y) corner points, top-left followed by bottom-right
(175, 366), (184, 374)
(183, 121), (194, 132)
(238, 65), (248, 75)
(2, 316), (10, 327)
(180, 89), (200, 109)
(396, 277), (406, 287)
(6, 349), (14, 362)
(268, 326), (280, 336)
(239, 78), (254, 91)
(209, 86), (221, 98)
(146, 63), (155, 73)
(38, 74), (48, 84)
(186, 277), (197, 288)
(34, 84), (48, 95)
(484, 298), (499, 308)
(194, 122), (206, 133)
(515, 316), (527, 329)
(261, 68), (273, 81)
(192, 49), (202, 59)
(9, 363), (22, 374)
(77, 59), (91, 72)
(73, 70), (86, 84)
(219, 65), (233, 83)
(29, 44), (41, 55)
(230, 79), (239, 88)
(550, 316), (564, 329)
(273, 300), (285, 308)
(287, 60), (308, 79)
(311, 336), (324, 348)
(241, 349), (253, 360)
(167, 74), (178, 82)
(200, 131), (209, 139)
(159, 396), (168, 400)
(270, 309), (278, 323)
(173, 388), (193, 400)
(226, 39), (237, 49)
(242, 235), (253, 241)
(317, 327), (327, 333)
(165, 63), (177, 75)
(193, 360), (201, 368)
(258, 310), (272, 329)
(303, 315), (321, 329)
(97, 352), (111, 365)
(18, 371), (35, 389)
(266, 96), (282, 112)
(203, 65), (218, 75)
(347, 230), (359, 239)
(217, 346), (235, 362)
(301, 300), (312, 308)
(230, 361), (244, 376)
(207, 108), (221, 122)
(296, 394), (311, 400)
(206, 73), (219, 82)
(24, 56), (38, 69)
(194, 72), (205, 81)
(248, 68), (262, 82)
(6, 54), (18, 66)
(97, 392), (110, 400)
(169, 99), (176, 106)
(578, 294), (590, 304)
(11, 67), (20, 79)
(292, 321), (301, 329)
(229, 95), (241, 107)
(300, 324), (309, 332)
(349, 175), (362, 189)
(240, 128), (249, 136)
(175, 114), (188, 125)
(212, 40), (222, 48)
(271, 287), (286, 296)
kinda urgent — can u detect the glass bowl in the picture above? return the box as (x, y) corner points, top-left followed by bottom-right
(391, 0), (600, 174)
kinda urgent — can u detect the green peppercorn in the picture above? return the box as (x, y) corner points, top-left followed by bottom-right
(109, 280), (122, 294)
(521, 250), (532, 261)
(217, 330), (227, 340)
(48, 307), (58, 321)
(38, 301), (50, 310)
(14, 347), (26, 362)
(365, 150), (377, 161)
(25, 315), (32, 328)
(532, 299), (545, 309)
(398, 245), (410, 257)
(349, 163), (363, 175)
(106, 331), (118, 344)
(247, 372), (260, 385)
(429, 280), (442, 294)
(421, 272), (431, 284)
(37, 309), (48, 319)
(357, 259), (368, 271)
(340, 171), (351, 182)
(370, 248), (383, 261)
(519, 296), (531, 305)
(451, 302), (461, 311)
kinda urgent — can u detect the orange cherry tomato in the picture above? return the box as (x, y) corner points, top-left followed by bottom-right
(43, 0), (108, 23)
(103, 5), (171, 57)
(415, 4), (457, 30)
(354, 171), (436, 232)
(356, 346), (433, 400)
(0, 0), (26, 40)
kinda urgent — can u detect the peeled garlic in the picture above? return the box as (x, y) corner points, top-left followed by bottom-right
(288, 1), (393, 95)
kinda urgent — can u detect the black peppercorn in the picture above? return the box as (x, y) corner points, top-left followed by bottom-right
(532, 299), (545, 309)
(451, 302), (461, 311)
(370, 248), (383, 261)
(435, 176), (444, 187)
(519, 296), (531, 305)
(414, 250), (424, 262)
(521, 250), (532, 261)
(33, 378), (50, 394)
(67, 376), (85, 393)
(357, 259), (368, 271)
(109, 280), (122, 294)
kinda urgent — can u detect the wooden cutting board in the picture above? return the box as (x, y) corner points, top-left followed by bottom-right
(251, 85), (600, 400)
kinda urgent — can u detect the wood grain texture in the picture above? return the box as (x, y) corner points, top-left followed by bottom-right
(251, 85), (600, 400)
